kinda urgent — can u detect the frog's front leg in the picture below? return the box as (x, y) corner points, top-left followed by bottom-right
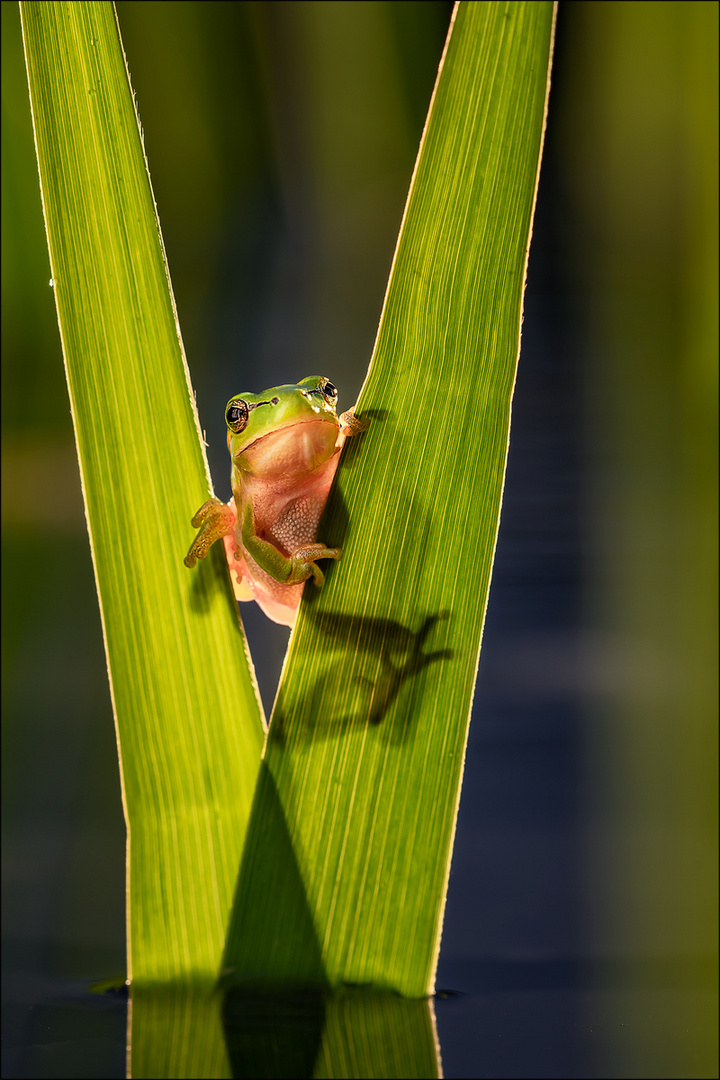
(241, 502), (341, 586)
(184, 497), (236, 568)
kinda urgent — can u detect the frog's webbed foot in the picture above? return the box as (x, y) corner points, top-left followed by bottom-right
(184, 497), (236, 568)
(339, 409), (367, 437)
(289, 543), (342, 586)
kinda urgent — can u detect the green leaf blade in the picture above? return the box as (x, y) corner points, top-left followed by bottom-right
(225, 1), (555, 997)
(21, 0), (264, 983)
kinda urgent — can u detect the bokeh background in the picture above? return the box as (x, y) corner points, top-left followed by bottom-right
(2, 2), (716, 1077)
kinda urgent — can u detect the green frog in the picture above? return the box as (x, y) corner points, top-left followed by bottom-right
(185, 376), (365, 626)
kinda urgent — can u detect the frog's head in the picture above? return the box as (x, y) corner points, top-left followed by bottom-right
(226, 376), (341, 477)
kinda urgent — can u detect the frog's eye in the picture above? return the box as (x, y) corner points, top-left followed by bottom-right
(226, 399), (249, 434)
(321, 380), (338, 402)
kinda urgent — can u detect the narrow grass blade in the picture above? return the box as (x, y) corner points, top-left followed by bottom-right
(225, 1), (556, 996)
(20, 1), (264, 983)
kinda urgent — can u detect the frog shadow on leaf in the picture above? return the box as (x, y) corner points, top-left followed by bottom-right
(270, 612), (452, 747)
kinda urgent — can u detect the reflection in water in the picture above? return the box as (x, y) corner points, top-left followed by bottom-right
(223, 988), (325, 1079)
(271, 613), (453, 745)
(128, 981), (441, 1079)
(222, 986), (440, 1080)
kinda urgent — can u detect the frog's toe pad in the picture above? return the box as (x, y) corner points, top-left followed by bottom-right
(185, 499), (236, 568)
(339, 409), (367, 436)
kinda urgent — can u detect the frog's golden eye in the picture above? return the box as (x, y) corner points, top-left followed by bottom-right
(321, 380), (338, 401)
(226, 399), (249, 434)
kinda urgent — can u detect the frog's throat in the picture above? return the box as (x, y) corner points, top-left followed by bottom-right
(233, 417), (338, 463)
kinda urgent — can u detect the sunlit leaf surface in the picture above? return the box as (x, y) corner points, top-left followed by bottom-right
(226, 1), (556, 997)
(20, 0), (264, 983)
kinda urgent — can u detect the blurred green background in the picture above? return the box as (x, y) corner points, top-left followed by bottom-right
(2, 2), (716, 1077)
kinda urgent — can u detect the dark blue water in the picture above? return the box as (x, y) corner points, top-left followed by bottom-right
(2, 18), (589, 1074)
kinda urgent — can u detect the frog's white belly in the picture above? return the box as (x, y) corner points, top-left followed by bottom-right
(226, 447), (344, 626)
(269, 496), (324, 554)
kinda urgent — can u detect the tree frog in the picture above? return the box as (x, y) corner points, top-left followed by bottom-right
(185, 376), (365, 627)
